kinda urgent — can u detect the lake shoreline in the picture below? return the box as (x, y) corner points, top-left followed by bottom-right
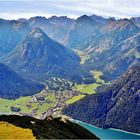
(73, 119), (140, 136)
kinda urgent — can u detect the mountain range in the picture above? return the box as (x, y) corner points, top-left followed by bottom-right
(0, 13), (140, 137)
(0, 15), (140, 81)
(1, 27), (88, 82)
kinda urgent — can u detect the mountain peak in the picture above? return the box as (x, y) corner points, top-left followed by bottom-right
(90, 14), (108, 25)
(103, 18), (136, 31)
(29, 16), (47, 21)
(28, 28), (47, 39)
(76, 15), (91, 21)
(3, 26), (82, 80)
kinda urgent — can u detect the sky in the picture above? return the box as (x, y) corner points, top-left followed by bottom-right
(0, 0), (140, 20)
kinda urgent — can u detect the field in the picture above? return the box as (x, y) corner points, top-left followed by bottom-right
(75, 70), (105, 94)
(0, 91), (57, 118)
(0, 86), (83, 118)
(91, 70), (105, 84)
(0, 70), (106, 117)
(66, 95), (85, 104)
(74, 49), (90, 64)
(75, 83), (101, 94)
(0, 121), (35, 139)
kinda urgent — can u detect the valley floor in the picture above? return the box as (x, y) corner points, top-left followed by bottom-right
(0, 70), (106, 119)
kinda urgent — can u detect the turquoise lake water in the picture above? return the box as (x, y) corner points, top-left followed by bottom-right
(77, 121), (140, 140)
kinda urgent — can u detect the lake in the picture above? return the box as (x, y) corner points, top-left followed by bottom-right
(76, 121), (140, 139)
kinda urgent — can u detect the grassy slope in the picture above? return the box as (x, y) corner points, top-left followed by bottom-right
(0, 121), (35, 139)
(73, 49), (90, 64)
(125, 48), (140, 59)
(91, 70), (105, 84)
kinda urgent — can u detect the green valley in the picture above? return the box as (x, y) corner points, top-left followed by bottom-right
(74, 70), (105, 94)
(74, 49), (90, 64)
(0, 91), (57, 118)
(0, 68), (106, 118)
(66, 95), (85, 104)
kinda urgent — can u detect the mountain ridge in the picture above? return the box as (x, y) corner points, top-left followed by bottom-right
(0, 63), (44, 99)
(63, 65), (140, 133)
(2, 27), (88, 82)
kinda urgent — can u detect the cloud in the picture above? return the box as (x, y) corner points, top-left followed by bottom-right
(0, 0), (139, 19)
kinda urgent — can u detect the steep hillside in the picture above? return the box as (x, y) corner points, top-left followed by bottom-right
(0, 115), (99, 139)
(2, 28), (88, 82)
(29, 16), (74, 45)
(63, 65), (140, 133)
(0, 63), (44, 99)
(0, 20), (30, 57)
(1, 16), (140, 81)
(84, 18), (140, 80)
(66, 15), (100, 49)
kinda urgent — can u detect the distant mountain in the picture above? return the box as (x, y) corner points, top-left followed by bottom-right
(0, 20), (30, 57)
(29, 16), (74, 45)
(2, 28), (88, 82)
(0, 63), (44, 99)
(63, 65), (140, 133)
(131, 17), (140, 27)
(90, 14), (108, 25)
(65, 15), (100, 49)
(0, 15), (140, 81)
(84, 18), (140, 80)
(17, 18), (29, 22)
(0, 16), (73, 58)
(0, 115), (99, 139)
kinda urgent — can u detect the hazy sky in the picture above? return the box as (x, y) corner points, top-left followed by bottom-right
(0, 0), (140, 19)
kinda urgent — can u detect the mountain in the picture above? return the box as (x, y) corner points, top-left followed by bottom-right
(2, 28), (88, 82)
(29, 16), (74, 45)
(0, 115), (99, 139)
(131, 17), (140, 27)
(17, 18), (29, 22)
(0, 63), (44, 99)
(0, 20), (30, 57)
(63, 65), (140, 133)
(65, 15), (100, 49)
(90, 14), (108, 25)
(100, 31), (140, 80)
(84, 18), (140, 80)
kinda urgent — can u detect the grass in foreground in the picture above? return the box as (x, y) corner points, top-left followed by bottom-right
(0, 121), (35, 139)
